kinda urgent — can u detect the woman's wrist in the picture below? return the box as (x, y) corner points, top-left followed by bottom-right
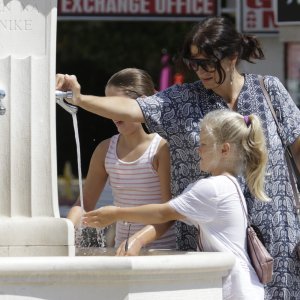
(75, 93), (84, 107)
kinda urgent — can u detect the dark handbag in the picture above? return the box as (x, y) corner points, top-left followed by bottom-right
(258, 75), (300, 214)
(226, 175), (274, 284)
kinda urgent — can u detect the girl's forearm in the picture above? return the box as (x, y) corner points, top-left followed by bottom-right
(115, 203), (175, 225)
(83, 203), (181, 229)
(125, 223), (173, 249)
(137, 223), (173, 244)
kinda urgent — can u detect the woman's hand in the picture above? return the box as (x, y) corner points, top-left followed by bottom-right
(56, 74), (82, 106)
(56, 73), (145, 122)
(116, 237), (144, 256)
(82, 206), (117, 228)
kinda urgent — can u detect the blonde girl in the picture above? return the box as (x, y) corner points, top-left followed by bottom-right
(83, 110), (269, 300)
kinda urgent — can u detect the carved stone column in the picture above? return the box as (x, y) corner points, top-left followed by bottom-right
(0, 0), (74, 256)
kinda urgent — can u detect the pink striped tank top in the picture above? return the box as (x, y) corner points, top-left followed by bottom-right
(105, 133), (176, 249)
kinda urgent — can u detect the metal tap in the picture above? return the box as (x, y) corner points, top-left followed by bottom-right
(0, 88), (6, 115)
(55, 90), (78, 114)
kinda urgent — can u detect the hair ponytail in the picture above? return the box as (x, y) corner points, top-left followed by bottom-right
(241, 114), (269, 201)
(201, 110), (269, 202)
(240, 35), (265, 63)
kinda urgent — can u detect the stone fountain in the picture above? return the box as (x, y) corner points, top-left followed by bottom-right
(0, 1), (235, 299)
(0, 0), (74, 257)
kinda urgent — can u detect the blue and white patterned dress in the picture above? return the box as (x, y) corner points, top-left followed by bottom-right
(137, 73), (300, 300)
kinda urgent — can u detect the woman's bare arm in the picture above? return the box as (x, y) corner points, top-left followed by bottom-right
(56, 74), (144, 122)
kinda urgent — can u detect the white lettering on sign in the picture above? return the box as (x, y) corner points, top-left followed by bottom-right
(61, 0), (150, 13)
(61, 0), (81, 12)
(102, 0), (150, 13)
(155, 0), (214, 14)
(59, 0), (215, 15)
(73, 0), (82, 12)
(61, 0), (71, 12)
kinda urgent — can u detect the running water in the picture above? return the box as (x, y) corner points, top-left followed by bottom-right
(71, 113), (106, 249)
(72, 114), (84, 212)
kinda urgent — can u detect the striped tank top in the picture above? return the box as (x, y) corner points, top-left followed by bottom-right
(105, 133), (176, 249)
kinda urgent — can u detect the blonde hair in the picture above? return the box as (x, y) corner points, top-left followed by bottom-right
(201, 109), (269, 202)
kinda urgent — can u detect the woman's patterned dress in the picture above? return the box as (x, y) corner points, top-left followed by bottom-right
(137, 73), (300, 300)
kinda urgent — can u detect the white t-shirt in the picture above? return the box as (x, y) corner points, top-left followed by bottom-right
(169, 175), (264, 300)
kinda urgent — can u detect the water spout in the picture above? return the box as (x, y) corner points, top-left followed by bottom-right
(0, 88), (6, 115)
(56, 90), (78, 114)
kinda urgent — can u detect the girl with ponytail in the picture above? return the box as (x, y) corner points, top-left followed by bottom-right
(83, 109), (269, 300)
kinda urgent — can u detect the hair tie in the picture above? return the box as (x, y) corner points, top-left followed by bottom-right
(244, 115), (251, 127)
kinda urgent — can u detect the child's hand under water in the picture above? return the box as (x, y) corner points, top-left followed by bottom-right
(116, 236), (144, 256)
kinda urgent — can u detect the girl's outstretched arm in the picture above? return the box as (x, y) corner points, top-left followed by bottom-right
(82, 203), (183, 228)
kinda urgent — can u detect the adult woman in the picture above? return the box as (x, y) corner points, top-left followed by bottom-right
(56, 17), (300, 299)
(83, 110), (269, 300)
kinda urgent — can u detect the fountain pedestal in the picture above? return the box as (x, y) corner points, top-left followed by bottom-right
(0, 0), (74, 256)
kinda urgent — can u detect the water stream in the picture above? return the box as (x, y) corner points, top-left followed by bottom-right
(71, 113), (106, 250)
(72, 114), (84, 212)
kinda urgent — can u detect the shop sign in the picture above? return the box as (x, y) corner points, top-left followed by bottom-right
(241, 0), (278, 34)
(57, 0), (219, 21)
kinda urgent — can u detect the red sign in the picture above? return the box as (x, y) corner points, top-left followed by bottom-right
(241, 0), (278, 34)
(58, 0), (219, 21)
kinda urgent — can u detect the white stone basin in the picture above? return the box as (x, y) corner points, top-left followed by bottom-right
(0, 252), (235, 300)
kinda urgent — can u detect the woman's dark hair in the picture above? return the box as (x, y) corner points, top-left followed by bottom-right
(181, 17), (265, 83)
(106, 68), (155, 98)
